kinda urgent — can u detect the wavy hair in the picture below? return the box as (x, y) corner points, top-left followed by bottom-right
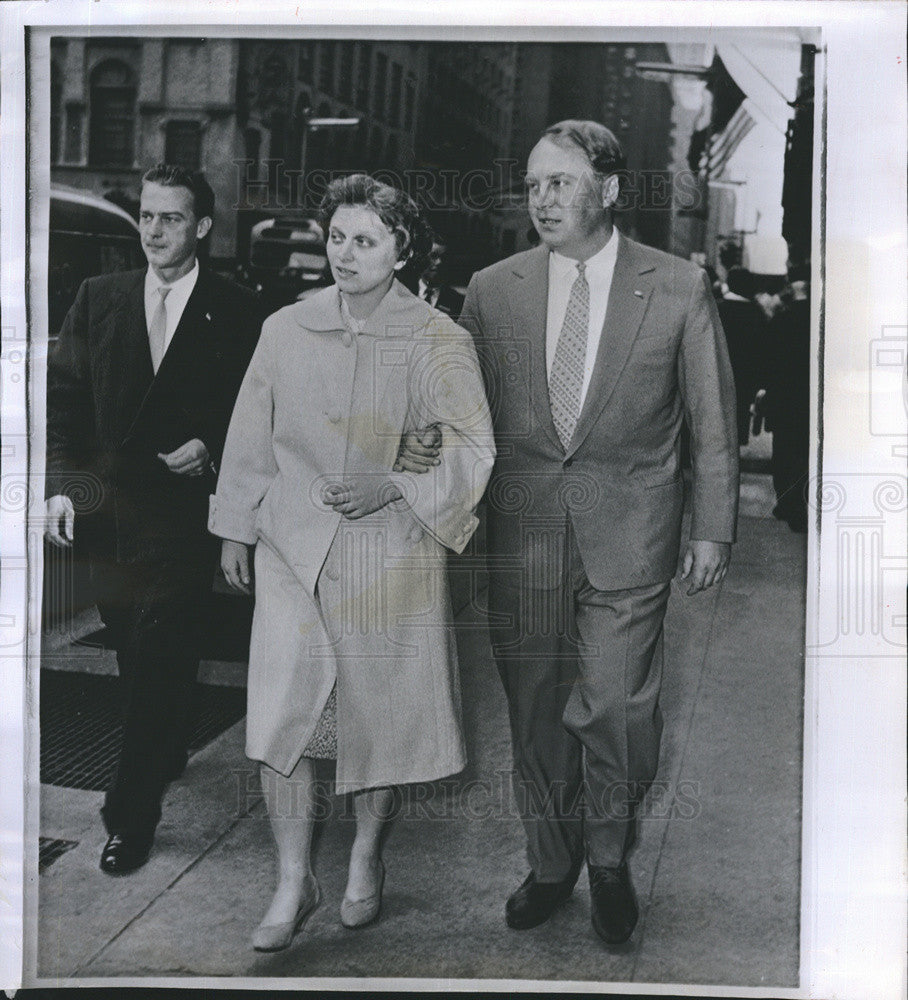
(318, 174), (434, 269)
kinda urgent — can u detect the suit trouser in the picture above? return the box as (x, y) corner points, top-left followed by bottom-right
(489, 525), (671, 878)
(93, 550), (213, 844)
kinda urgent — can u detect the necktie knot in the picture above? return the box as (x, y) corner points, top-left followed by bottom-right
(576, 262), (586, 279)
(158, 286), (171, 302)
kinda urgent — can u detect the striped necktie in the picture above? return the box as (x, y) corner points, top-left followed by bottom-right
(148, 285), (171, 374)
(549, 261), (589, 449)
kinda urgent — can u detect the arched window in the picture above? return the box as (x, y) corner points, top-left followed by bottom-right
(88, 60), (136, 167)
(50, 62), (62, 164)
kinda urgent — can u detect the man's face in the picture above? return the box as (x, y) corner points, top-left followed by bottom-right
(525, 137), (614, 259)
(422, 242), (447, 285)
(139, 182), (210, 280)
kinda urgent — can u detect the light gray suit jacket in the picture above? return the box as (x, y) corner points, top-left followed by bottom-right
(459, 232), (739, 592)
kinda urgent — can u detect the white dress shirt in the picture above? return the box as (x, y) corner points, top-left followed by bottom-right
(417, 278), (440, 308)
(144, 259), (200, 358)
(545, 233), (619, 410)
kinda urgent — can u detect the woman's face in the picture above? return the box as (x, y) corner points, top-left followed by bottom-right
(326, 204), (403, 307)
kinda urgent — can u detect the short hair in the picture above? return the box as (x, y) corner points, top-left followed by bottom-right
(318, 174), (434, 268)
(541, 119), (627, 179)
(726, 266), (755, 299)
(141, 164), (215, 221)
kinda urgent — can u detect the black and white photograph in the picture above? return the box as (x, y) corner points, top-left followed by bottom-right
(0, 2), (905, 996)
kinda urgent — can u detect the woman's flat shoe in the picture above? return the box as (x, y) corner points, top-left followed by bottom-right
(340, 861), (385, 929)
(251, 875), (321, 952)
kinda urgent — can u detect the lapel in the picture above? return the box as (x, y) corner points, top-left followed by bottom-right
(567, 233), (655, 458)
(122, 266), (213, 440)
(107, 270), (155, 441)
(505, 247), (562, 452)
(153, 267), (212, 381)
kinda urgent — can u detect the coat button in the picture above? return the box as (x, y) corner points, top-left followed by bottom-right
(408, 525), (423, 543)
(324, 565), (340, 582)
(341, 331), (354, 347)
(563, 456), (574, 467)
(327, 409), (342, 423)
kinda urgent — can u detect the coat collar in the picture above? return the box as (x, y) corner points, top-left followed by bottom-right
(292, 279), (432, 337)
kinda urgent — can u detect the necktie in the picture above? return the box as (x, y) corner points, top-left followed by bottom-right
(549, 261), (589, 449)
(148, 285), (171, 374)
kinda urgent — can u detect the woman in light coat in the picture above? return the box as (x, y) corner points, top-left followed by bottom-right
(209, 175), (494, 950)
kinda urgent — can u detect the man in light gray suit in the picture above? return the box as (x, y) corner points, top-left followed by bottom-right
(455, 120), (739, 944)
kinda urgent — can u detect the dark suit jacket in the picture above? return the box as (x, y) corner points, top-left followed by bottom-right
(460, 233), (739, 592)
(426, 284), (465, 321)
(46, 267), (263, 563)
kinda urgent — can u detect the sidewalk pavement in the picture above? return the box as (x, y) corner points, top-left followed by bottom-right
(34, 471), (806, 988)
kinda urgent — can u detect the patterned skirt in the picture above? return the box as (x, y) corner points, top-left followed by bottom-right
(301, 683), (337, 759)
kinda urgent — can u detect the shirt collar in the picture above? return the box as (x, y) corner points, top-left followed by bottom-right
(145, 258), (200, 297)
(549, 230), (619, 281)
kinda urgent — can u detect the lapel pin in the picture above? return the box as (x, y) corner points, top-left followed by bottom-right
(205, 312), (212, 321)
(633, 290), (644, 298)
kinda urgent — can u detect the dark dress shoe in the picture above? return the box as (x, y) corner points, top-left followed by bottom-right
(506, 864), (581, 930)
(99, 833), (152, 876)
(588, 862), (638, 944)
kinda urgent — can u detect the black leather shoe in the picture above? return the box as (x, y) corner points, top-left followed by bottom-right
(99, 833), (152, 876)
(506, 864), (581, 930)
(588, 862), (638, 944)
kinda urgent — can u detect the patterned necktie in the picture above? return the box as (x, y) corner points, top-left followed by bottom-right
(148, 285), (171, 374)
(549, 261), (589, 449)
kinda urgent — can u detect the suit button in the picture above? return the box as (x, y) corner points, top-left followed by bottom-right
(325, 565), (340, 582)
(563, 457), (573, 468)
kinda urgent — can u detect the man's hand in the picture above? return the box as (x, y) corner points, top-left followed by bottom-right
(221, 539), (253, 594)
(158, 438), (210, 476)
(322, 477), (403, 520)
(393, 425), (442, 474)
(45, 494), (75, 549)
(680, 540), (731, 595)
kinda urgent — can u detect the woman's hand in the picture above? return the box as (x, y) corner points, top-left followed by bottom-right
(221, 539), (253, 594)
(323, 476), (403, 519)
(393, 424), (442, 473)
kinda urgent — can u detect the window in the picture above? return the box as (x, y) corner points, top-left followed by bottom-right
(338, 43), (355, 101)
(374, 53), (388, 121)
(356, 43), (372, 108)
(319, 42), (336, 94)
(389, 63), (402, 127)
(50, 62), (62, 164)
(164, 121), (201, 170)
(298, 42), (313, 82)
(404, 74), (416, 130)
(88, 60), (136, 167)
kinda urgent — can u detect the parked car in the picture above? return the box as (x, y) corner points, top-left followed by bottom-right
(48, 185), (145, 340)
(238, 214), (330, 312)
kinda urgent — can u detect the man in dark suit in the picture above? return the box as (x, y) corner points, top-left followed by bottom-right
(717, 266), (766, 445)
(44, 164), (262, 875)
(457, 121), (738, 944)
(414, 239), (465, 319)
